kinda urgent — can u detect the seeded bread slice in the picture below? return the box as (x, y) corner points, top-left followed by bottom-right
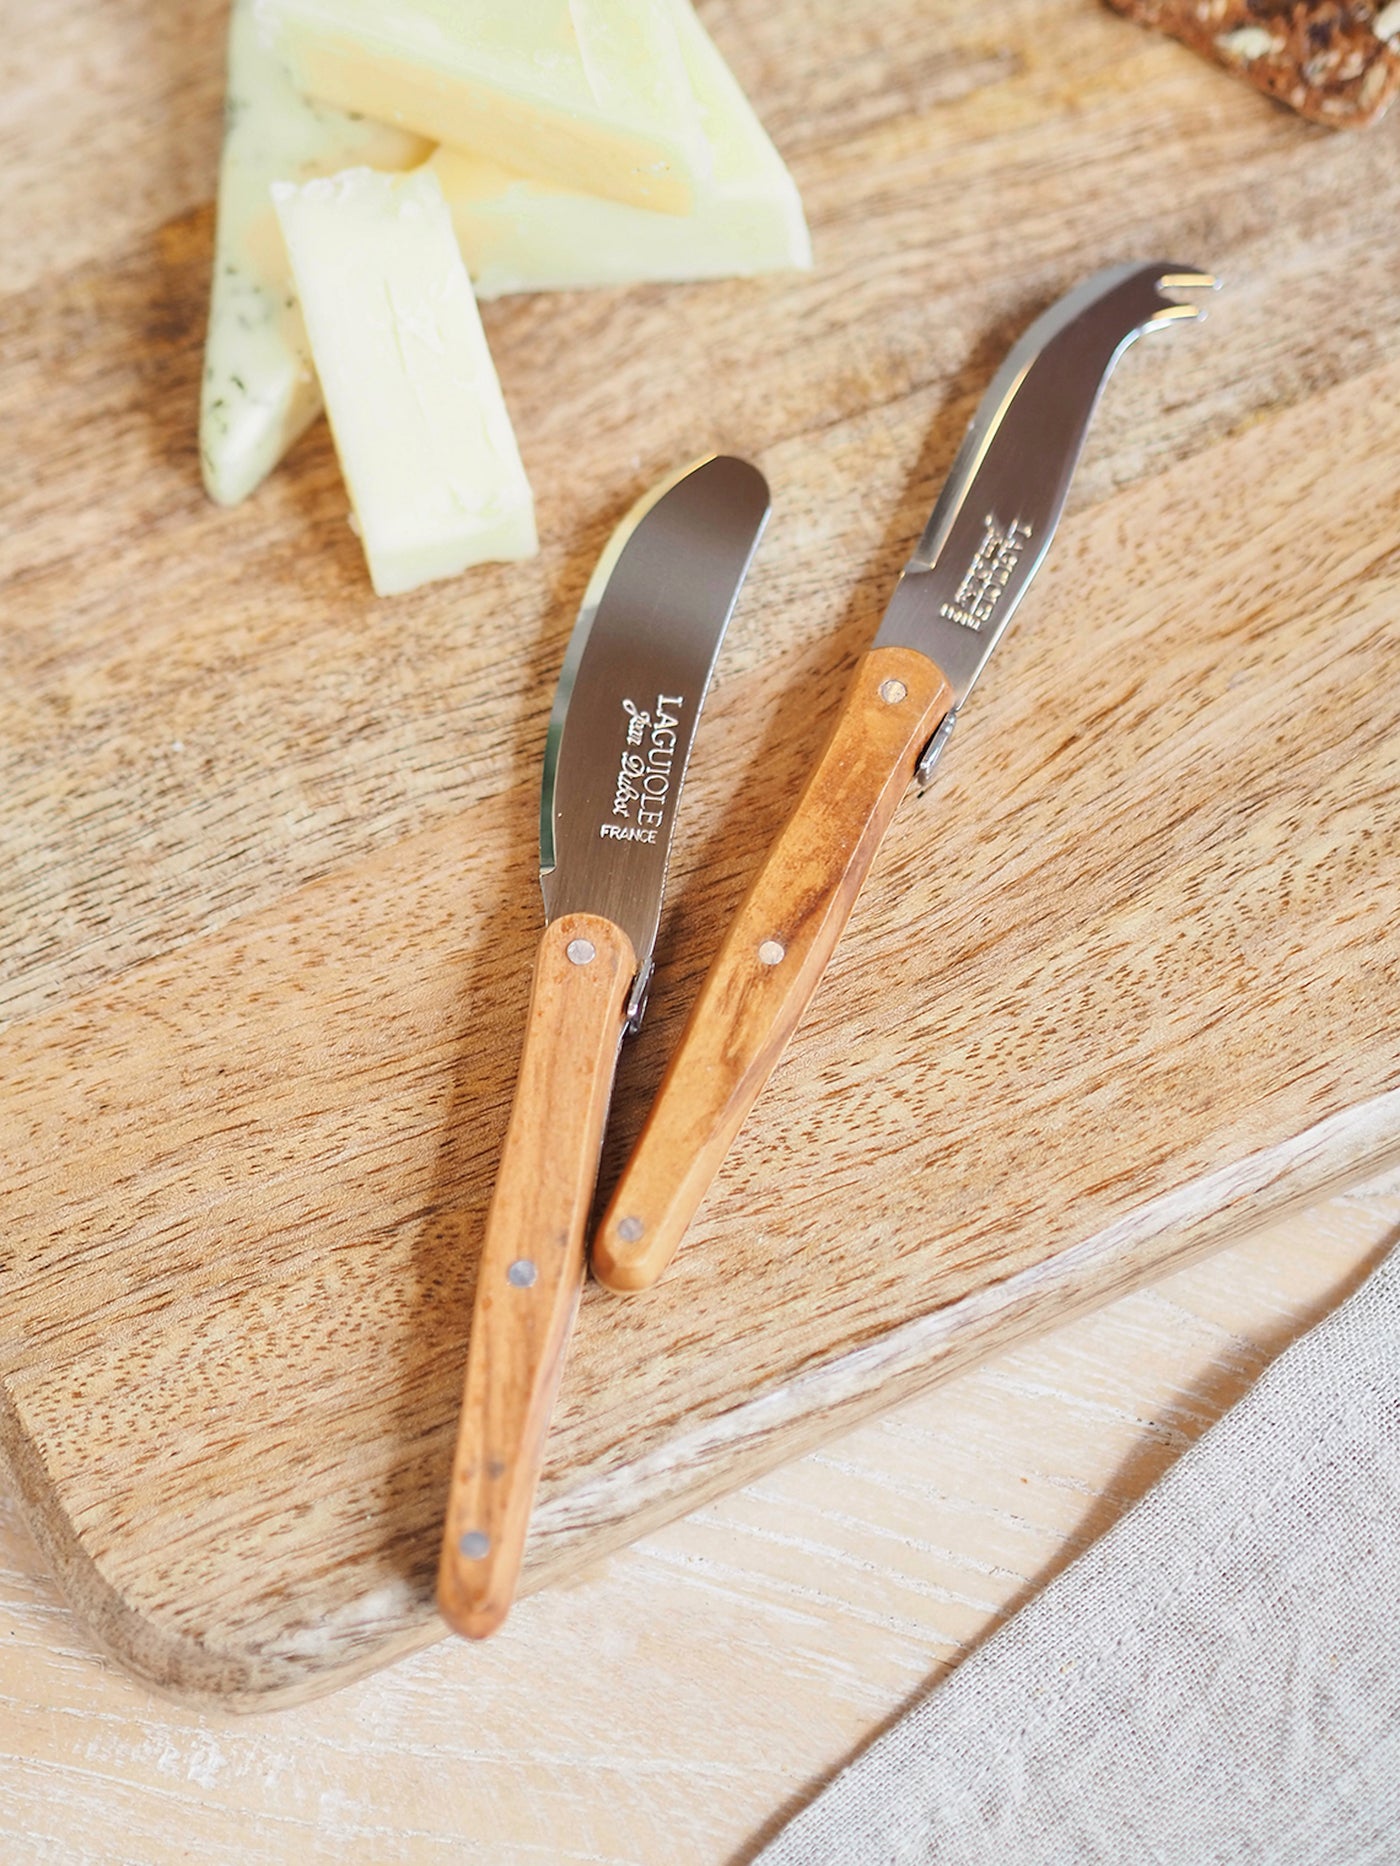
(1105, 0), (1400, 125)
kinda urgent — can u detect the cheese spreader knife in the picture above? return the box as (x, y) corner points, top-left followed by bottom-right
(592, 261), (1217, 1294)
(437, 454), (770, 1638)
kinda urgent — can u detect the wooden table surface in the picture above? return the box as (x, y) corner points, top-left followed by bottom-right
(2, 1181), (1395, 1862)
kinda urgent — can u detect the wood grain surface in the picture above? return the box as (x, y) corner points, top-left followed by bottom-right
(2, 0), (1399, 1705)
(1, 1187), (1395, 1863)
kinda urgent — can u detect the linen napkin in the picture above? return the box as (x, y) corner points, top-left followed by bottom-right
(757, 1243), (1400, 1865)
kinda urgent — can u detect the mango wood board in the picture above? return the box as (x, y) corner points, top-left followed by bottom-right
(2, 0), (1399, 1707)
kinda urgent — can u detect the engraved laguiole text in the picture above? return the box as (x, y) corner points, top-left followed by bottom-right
(941, 515), (1033, 632)
(603, 694), (684, 844)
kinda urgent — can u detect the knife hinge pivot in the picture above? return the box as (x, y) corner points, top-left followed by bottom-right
(565, 937), (597, 965)
(915, 708), (958, 789)
(625, 957), (655, 1036)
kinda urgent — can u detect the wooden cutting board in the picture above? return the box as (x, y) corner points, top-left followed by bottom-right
(3, 0), (1399, 1709)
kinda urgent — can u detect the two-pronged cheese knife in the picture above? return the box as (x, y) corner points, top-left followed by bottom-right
(592, 262), (1216, 1294)
(437, 455), (769, 1638)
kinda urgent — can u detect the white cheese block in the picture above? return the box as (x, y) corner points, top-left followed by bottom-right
(200, 0), (428, 506)
(254, 0), (709, 214)
(272, 167), (538, 596)
(429, 1), (810, 299)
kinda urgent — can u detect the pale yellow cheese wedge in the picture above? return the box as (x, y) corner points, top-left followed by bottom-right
(272, 167), (537, 596)
(429, 1), (810, 298)
(254, 0), (709, 213)
(200, 0), (428, 506)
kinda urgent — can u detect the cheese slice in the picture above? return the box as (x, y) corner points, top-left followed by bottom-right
(254, 0), (709, 213)
(429, 1), (810, 299)
(272, 167), (537, 596)
(200, 0), (429, 506)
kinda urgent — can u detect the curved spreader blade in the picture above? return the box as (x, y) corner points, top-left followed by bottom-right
(874, 261), (1217, 718)
(540, 454), (771, 1014)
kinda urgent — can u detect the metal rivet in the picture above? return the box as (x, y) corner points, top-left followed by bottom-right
(617, 1216), (645, 1243)
(878, 678), (908, 705)
(459, 1530), (490, 1560)
(758, 939), (786, 967)
(507, 1258), (537, 1288)
(566, 938), (596, 966)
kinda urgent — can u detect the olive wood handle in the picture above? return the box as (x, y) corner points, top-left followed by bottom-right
(437, 911), (635, 1638)
(592, 644), (952, 1294)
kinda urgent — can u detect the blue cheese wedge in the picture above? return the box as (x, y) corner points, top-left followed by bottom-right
(254, 0), (709, 214)
(429, 1), (810, 298)
(272, 167), (538, 596)
(200, 0), (428, 506)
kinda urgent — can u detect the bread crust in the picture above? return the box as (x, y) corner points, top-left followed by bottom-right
(1105, 0), (1400, 125)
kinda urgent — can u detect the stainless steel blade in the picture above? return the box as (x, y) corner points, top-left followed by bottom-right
(874, 262), (1216, 751)
(540, 454), (770, 1017)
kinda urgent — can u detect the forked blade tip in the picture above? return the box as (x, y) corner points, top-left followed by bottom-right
(1153, 265), (1222, 323)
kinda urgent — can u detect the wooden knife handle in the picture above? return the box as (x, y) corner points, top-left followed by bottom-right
(592, 644), (952, 1294)
(437, 911), (635, 1638)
